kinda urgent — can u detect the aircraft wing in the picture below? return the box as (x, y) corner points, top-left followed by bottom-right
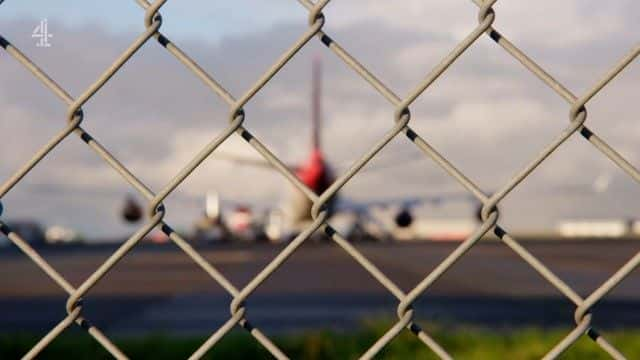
(25, 183), (247, 209)
(213, 152), (297, 171)
(335, 191), (477, 213)
(334, 151), (427, 175)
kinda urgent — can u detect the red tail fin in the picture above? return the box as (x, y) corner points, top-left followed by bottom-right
(312, 56), (321, 150)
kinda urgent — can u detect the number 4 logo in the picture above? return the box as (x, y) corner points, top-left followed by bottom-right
(32, 18), (53, 47)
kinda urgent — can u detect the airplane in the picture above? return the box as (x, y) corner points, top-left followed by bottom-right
(209, 57), (480, 242)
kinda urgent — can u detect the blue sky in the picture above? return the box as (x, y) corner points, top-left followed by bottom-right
(0, 0), (301, 43)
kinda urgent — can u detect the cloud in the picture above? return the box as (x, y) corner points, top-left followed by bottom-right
(0, 3), (638, 237)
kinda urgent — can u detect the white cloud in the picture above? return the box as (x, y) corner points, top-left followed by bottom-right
(0, 3), (638, 237)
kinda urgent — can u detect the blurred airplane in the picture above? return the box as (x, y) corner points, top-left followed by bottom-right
(211, 58), (478, 241)
(119, 166), (618, 242)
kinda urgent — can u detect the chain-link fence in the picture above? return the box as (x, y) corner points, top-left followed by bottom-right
(1, 0), (639, 359)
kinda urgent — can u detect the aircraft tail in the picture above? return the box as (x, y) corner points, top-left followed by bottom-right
(312, 56), (321, 150)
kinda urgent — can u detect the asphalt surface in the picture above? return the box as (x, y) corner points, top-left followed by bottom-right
(1, 239), (639, 335)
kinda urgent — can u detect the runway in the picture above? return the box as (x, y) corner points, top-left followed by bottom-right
(1, 239), (639, 335)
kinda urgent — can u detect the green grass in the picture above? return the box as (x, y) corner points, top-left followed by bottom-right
(2, 323), (640, 359)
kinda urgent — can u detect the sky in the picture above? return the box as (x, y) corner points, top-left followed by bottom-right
(0, 0), (638, 238)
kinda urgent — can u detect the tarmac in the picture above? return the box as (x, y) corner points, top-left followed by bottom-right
(1, 239), (639, 335)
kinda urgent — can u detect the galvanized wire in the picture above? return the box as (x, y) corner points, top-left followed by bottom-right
(0, 0), (638, 358)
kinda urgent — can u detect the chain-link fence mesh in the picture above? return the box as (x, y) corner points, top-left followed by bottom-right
(1, 0), (639, 359)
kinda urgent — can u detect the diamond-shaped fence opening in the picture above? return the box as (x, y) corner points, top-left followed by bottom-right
(0, 0), (639, 359)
